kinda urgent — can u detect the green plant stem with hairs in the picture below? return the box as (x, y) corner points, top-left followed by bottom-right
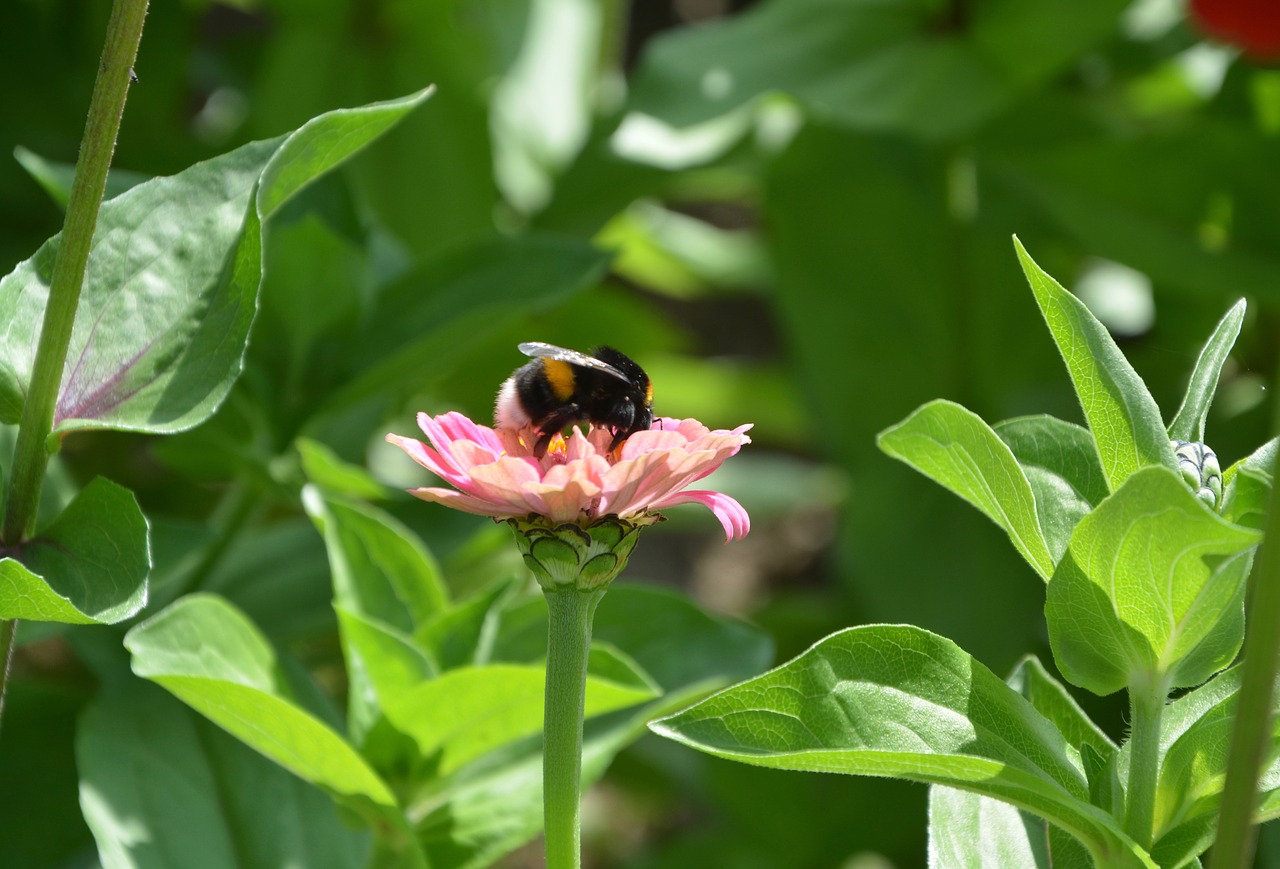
(542, 587), (607, 869)
(0, 0), (149, 733)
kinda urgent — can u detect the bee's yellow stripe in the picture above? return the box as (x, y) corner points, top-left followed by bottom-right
(542, 358), (576, 400)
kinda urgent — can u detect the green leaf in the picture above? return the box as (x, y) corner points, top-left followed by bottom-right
(995, 416), (1110, 508)
(650, 624), (1154, 867)
(626, 0), (1126, 140)
(335, 606), (437, 745)
(929, 656), (1107, 869)
(1222, 437), (1277, 530)
(124, 595), (405, 827)
(77, 681), (371, 869)
(298, 437), (388, 500)
(878, 399), (1055, 580)
(381, 662), (655, 778)
(0, 88), (433, 435)
(0, 477), (148, 624)
(1007, 656), (1116, 763)
(1014, 237), (1175, 492)
(1046, 467), (1261, 696)
(14, 145), (148, 208)
(1168, 300), (1246, 443)
(303, 486), (448, 631)
(929, 785), (1093, 869)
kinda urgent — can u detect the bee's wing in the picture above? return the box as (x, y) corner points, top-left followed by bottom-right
(517, 342), (630, 383)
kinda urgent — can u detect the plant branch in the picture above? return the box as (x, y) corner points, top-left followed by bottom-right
(0, 0), (148, 740)
(1209, 442), (1280, 869)
(1125, 672), (1169, 847)
(542, 587), (605, 869)
(2, 0), (149, 545)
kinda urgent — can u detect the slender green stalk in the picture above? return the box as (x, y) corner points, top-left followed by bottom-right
(0, 0), (148, 738)
(1125, 672), (1170, 847)
(1209, 444), (1280, 869)
(543, 587), (606, 869)
(2, 0), (149, 545)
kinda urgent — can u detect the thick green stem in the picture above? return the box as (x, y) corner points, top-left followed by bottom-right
(1125, 673), (1170, 847)
(0, 0), (148, 739)
(543, 587), (605, 869)
(2, 0), (148, 545)
(1209, 445), (1280, 869)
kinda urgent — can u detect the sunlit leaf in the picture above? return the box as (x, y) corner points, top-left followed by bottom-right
(651, 624), (1155, 867)
(1014, 237), (1175, 492)
(1168, 300), (1246, 443)
(0, 89), (433, 435)
(124, 594), (411, 849)
(879, 399), (1055, 580)
(77, 681), (370, 869)
(1046, 467), (1261, 696)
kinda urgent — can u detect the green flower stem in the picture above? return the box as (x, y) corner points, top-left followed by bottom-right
(1209, 444), (1280, 869)
(1, 0), (149, 545)
(1125, 672), (1170, 847)
(543, 587), (606, 869)
(0, 0), (148, 739)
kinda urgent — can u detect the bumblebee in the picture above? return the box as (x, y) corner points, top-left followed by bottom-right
(495, 342), (654, 455)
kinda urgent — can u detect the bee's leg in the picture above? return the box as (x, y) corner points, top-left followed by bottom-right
(533, 406), (582, 457)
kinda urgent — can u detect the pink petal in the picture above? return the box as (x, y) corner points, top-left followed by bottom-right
(468, 458), (548, 513)
(385, 433), (469, 487)
(652, 490), (751, 541)
(406, 487), (531, 518)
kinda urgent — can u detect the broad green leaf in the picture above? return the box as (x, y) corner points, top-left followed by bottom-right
(380, 662), (655, 778)
(303, 486), (447, 630)
(419, 584), (772, 867)
(77, 681), (370, 869)
(929, 785), (1093, 869)
(335, 606), (437, 745)
(1014, 237), (1175, 492)
(124, 595), (403, 827)
(1222, 437), (1277, 530)
(0, 88), (432, 435)
(878, 399), (1055, 580)
(1007, 656), (1116, 763)
(298, 437), (388, 500)
(929, 656), (1106, 869)
(1046, 467), (1261, 696)
(1168, 300), (1246, 443)
(995, 416), (1109, 508)
(650, 624), (1154, 867)
(0, 477), (148, 624)
(626, 0), (1126, 140)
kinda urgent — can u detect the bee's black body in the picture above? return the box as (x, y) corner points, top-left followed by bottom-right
(495, 343), (654, 455)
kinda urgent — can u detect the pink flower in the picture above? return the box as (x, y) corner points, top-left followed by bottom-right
(386, 412), (752, 540)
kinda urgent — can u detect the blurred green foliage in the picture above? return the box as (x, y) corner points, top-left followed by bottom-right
(1, 0), (1278, 867)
